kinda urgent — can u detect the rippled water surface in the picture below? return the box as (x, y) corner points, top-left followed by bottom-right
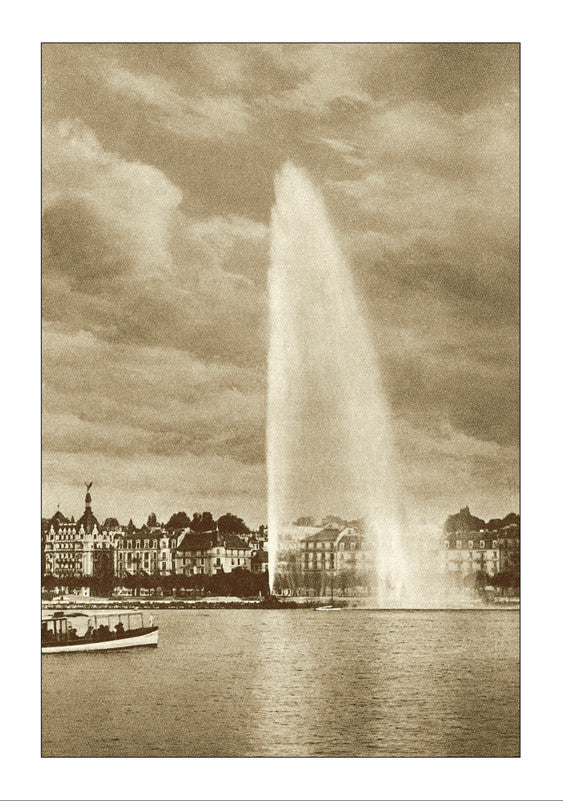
(42, 609), (519, 757)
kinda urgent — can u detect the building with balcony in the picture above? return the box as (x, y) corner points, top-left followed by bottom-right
(113, 525), (186, 579)
(443, 507), (519, 585)
(443, 531), (500, 580)
(42, 486), (116, 580)
(174, 531), (253, 576)
(297, 524), (374, 596)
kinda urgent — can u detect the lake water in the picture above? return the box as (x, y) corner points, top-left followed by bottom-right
(42, 609), (519, 757)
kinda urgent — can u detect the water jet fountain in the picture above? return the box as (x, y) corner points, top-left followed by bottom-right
(267, 163), (410, 607)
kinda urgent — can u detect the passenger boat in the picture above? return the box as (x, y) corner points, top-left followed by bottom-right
(42, 611), (158, 653)
(315, 605), (342, 611)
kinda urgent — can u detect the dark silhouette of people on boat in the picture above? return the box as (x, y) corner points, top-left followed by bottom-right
(42, 612), (154, 648)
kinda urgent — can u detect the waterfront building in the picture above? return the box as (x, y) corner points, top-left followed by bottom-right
(443, 530), (500, 580)
(43, 485), (116, 580)
(298, 524), (374, 596)
(174, 531), (253, 576)
(42, 488), (267, 590)
(247, 525), (268, 553)
(442, 507), (519, 585)
(301, 524), (339, 579)
(497, 521), (520, 572)
(113, 523), (186, 579)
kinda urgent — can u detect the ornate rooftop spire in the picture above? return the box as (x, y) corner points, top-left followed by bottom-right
(77, 481), (98, 535)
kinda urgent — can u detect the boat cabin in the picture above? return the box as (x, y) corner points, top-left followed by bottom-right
(42, 612), (154, 646)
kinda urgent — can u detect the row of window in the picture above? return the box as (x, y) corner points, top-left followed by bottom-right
(303, 542), (361, 551)
(47, 535), (177, 549)
(303, 542), (335, 550)
(46, 556), (82, 563)
(178, 548), (250, 557)
(119, 540), (176, 549)
(445, 540), (498, 549)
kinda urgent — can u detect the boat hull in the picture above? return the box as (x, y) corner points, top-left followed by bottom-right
(42, 627), (158, 654)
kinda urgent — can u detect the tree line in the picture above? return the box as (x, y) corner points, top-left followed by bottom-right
(153, 511), (253, 536)
(43, 566), (270, 598)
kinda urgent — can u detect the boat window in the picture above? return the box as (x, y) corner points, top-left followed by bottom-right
(468, 541), (473, 549)
(480, 540), (485, 549)
(456, 541), (462, 549)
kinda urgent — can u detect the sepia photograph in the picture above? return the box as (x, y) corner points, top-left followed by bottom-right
(41, 42), (520, 761)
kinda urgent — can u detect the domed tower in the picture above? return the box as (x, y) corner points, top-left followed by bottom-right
(76, 481), (100, 536)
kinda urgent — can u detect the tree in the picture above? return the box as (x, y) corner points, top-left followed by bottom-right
(191, 512), (217, 532)
(293, 516), (315, 527)
(303, 569), (323, 596)
(444, 507), (486, 533)
(209, 570), (229, 596)
(217, 513), (249, 536)
(473, 570), (488, 591)
(165, 511), (191, 531)
(92, 548), (116, 597)
(42, 574), (57, 591)
(491, 566), (520, 591)
(336, 568), (355, 597)
(147, 512), (157, 527)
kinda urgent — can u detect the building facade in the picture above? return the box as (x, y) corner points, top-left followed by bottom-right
(43, 487), (116, 580)
(174, 532), (253, 576)
(42, 487), (266, 589)
(113, 527), (185, 579)
(444, 531), (500, 579)
(294, 525), (376, 596)
(443, 508), (520, 585)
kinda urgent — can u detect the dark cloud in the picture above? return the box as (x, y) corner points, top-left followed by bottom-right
(42, 199), (132, 287)
(382, 349), (518, 448)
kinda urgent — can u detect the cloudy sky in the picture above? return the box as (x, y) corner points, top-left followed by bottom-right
(41, 43), (519, 529)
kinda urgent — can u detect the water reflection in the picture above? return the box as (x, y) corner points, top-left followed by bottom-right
(251, 610), (519, 757)
(42, 609), (519, 757)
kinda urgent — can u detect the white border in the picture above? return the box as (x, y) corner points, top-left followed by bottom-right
(3, 3), (563, 799)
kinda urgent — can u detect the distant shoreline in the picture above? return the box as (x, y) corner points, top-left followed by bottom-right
(41, 597), (520, 612)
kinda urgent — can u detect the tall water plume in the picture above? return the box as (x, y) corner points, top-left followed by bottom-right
(268, 163), (408, 606)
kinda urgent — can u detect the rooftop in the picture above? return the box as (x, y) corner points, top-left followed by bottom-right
(176, 532), (251, 552)
(301, 526), (345, 543)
